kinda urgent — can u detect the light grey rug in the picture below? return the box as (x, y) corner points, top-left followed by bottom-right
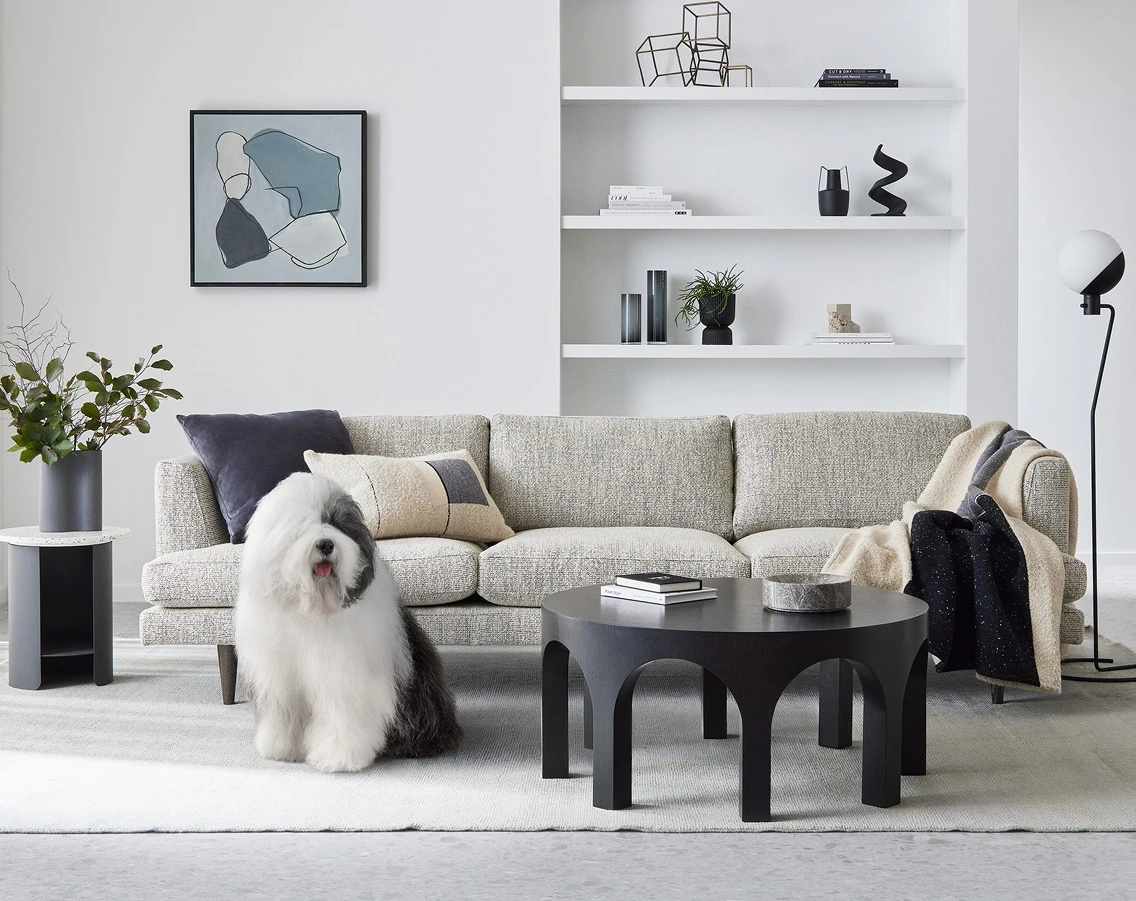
(2, 639), (1136, 833)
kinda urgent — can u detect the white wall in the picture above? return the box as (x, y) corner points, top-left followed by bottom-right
(1019, 0), (1136, 559)
(0, 0), (561, 595)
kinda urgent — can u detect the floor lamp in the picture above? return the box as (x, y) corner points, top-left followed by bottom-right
(1057, 229), (1134, 682)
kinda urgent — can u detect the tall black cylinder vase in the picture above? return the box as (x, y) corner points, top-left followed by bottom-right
(646, 270), (667, 344)
(40, 449), (103, 532)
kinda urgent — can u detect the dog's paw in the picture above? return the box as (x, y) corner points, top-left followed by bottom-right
(305, 737), (378, 773)
(255, 724), (303, 763)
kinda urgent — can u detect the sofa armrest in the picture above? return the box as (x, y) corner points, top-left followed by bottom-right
(1022, 456), (1074, 554)
(154, 456), (229, 555)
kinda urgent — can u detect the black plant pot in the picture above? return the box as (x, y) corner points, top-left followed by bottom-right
(40, 449), (103, 532)
(699, 293), (736, 345)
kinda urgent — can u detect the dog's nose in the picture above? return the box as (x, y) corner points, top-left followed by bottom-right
(316, 538), (334, 556)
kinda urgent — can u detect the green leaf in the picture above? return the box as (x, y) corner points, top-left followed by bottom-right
(42, 446), (58, 465)
(161, 388), (183, 400)
(13, 361), (39, 381)
(151, 344), (163, 354)
(112, 374), (133, 390)
(152, 359), (173, 371)
(136, 418), (151, 434)
(52, 439), (73, 455)
(45, 358), (64, 382)
(86, 351), (100, 362)
(81, 402), (101, 420)
(144, 395), (160, 412)
(137, 378), (162, 390)
(19, 446), (38, 463)
(95, 391), (109, 405)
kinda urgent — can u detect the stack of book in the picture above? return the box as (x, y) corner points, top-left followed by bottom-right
(600, 572), (717, 605)
(815, 68), (898, 88)
(600, 185), (691, 217)
(808, 332), (895, 345)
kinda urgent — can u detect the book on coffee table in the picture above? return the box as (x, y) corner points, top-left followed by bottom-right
(601, 584), (718, 605)
(615, 572), (702, 593)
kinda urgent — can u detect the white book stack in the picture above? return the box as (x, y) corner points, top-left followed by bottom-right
(600, 185), (692, 217)
(808, 332), (895, 345)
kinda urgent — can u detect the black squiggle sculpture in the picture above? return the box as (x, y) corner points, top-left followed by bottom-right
(868, 144), (908, 216)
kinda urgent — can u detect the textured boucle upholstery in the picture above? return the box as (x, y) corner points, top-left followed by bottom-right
(733, 412), (971, 538)
(734, 527), (853, 578)
(489, 415), (734, 537)
(478, 526), (749, 607)
(1023, 456), (1074, 554)
(142, 536), (482, 608)
(342, 415), (490, 480)
(154, 456), (229, 555)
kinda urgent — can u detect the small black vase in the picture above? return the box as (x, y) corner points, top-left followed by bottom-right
(818, 166), (850, 216)
(699, 293), (736, 345)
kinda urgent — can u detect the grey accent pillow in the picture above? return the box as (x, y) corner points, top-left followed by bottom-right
(178, 409), (354, 543)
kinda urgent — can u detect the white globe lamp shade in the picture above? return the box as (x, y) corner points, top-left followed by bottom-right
(1058, 230), (1124, 313)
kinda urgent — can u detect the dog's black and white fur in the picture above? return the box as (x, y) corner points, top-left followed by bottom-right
(234, 472), (462, 772)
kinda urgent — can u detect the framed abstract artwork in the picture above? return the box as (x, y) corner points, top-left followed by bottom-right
(190, 110), (367, 287)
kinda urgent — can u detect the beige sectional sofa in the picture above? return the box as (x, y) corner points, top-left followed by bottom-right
(140, 412), (1087, 702)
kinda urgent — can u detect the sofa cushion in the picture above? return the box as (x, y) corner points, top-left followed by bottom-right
(342, 415), (490, 480)
(733, 412), (971, 538)
(477, 526), (749, 607)
(734, 527), (853, 578)
(178, 409), (354, 543)
(141, 537), (480, 608)
(489, 415), (735, 538)
(304, 449), (514, 543)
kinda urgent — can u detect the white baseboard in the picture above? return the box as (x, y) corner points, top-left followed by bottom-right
(1075, 553), (1136, 566)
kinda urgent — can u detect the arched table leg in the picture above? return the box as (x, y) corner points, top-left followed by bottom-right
(903, 641), (928, 776)
(855, 663), (905, 809)
(702, 669), (728, 739)
(541, 640), (570, 779)
(736, 692), (779, 822)
(818, 658), (853, 749)
(583, 677), (593, 750)
(589, 668), (641, 810)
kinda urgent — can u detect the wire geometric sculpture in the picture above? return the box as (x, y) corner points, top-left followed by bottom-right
(691, 44), (730, 87)
(636, 33), (695, 86)
(725, 64), (753, 87)
(682, 2), (732, 50)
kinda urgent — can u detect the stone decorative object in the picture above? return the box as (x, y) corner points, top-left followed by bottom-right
(636, 33), (695, 86)
(868, 143), (909, 216)
(762, 573), (852, 614)
(827, 303), (861, 334)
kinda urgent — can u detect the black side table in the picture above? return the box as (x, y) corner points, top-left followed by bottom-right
(1, 527), (129, 690)
(542, 578), (928, 822)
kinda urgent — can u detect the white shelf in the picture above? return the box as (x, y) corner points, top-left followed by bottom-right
(562, 86), (965, 106)
(562, 344), (967, 360)
(562, 216), (966, 231)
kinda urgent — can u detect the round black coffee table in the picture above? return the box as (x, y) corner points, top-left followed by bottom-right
(541, 578), (928, 822)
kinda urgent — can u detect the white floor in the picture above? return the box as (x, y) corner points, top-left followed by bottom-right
(2, 567), (1135, 901)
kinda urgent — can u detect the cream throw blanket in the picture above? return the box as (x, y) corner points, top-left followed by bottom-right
(823, 421), (1077, 693)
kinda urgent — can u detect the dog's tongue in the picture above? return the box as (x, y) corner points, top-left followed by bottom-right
(314, 561), (333, 579)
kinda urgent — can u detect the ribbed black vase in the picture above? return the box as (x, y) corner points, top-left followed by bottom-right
(40, 449), (103, 532)
(699, 293), (736, 345)
(646, 270), (667, 344)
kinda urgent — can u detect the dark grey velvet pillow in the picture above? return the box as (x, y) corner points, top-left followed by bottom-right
(178, 409), (354, 543)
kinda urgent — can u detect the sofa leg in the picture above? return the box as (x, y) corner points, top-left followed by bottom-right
(218, 644), (238, 705)
(991, 685), (1005, 705)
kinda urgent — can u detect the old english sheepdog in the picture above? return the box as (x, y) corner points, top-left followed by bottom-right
(234, 472), (462, 772)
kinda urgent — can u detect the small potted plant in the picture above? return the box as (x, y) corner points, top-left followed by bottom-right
(674, 264), (744, 345)
(0, 284), (182, 531)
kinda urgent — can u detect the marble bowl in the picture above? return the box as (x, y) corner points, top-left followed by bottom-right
(762, 573), (851, 614)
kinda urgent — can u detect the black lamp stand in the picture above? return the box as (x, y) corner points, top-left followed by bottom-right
(1061, 300), (1136, 682)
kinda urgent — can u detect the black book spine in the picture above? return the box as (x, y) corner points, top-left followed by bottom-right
(816, 79), (900, 88)
(824, 68), (887, 75)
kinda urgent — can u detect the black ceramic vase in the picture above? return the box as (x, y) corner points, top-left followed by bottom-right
(699, 293), (736, 345)
(40, 449), (103, 532)
(818, 166), (850, 216)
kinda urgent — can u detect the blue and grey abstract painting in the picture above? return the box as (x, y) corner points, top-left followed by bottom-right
(191, 111), (366, 286)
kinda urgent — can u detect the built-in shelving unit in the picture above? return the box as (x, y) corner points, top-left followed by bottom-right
(562, 344), (966, 360)
(559, 0), (1014, 419)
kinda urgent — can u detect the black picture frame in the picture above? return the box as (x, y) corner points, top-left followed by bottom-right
(190, 110), (367, 287)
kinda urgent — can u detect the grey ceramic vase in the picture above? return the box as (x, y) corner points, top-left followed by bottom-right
(40, 449), (103, 532)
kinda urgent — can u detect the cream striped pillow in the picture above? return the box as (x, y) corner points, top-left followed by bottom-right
(303, 448), (514, 543)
